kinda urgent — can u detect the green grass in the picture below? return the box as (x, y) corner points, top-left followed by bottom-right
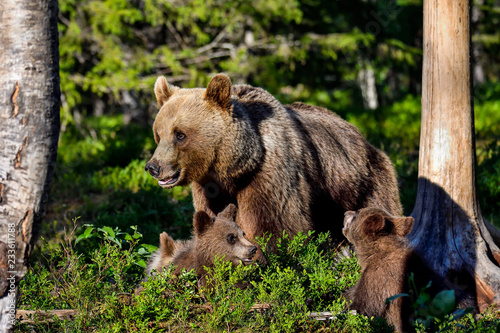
(16, 228), (500, 332)
(18, 82), (500, 331)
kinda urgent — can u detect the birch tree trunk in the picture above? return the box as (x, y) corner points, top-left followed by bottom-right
(357, 63), (379, 110)
(0, 0), (60, 331)
(409, 0), (500, 312)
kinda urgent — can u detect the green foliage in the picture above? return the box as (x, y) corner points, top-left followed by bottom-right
(47, 114), (194, 247)
(477, 141), (500, 225)
(259, 231), (360, 306)
(472, 80), (500, 226)
(19, 225), (500, 332)
(202, 258), (257, 330)
(18, 223), (151, 329)
(386, 273), (475, 332)
(56, 0), (433, 127)
(16, 226), (366, 332)
(75, 224), (155, 269)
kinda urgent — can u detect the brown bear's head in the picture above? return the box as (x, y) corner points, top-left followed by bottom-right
(193, 204), (257, 266)
(145, 74), (233, 188)
(343, 207), (414, 245)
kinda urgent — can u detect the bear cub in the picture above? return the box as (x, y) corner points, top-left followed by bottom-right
(145, 204), (257, 281)
(343, 208), (474, 332)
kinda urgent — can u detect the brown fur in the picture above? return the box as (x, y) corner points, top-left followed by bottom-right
(144, 232), (191, 278)
(144, 204), (257, 281)
(343, 208), (475, 332)
(146, 74), (402, 245)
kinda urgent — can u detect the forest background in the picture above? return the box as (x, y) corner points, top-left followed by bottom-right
(53, 0), (500, 236)
(17, 0), (500, 331)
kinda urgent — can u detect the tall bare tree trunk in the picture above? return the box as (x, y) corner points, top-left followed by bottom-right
(0, 0), (60, 331)
(409, 0), (500, 312)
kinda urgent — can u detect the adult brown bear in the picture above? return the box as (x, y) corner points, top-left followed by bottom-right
(145, 74), (402, 245)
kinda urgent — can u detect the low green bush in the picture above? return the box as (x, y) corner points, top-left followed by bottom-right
(17, 227), (500, 332)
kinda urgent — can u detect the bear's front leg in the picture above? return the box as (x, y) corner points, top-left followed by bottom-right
(191, 182), (217, 217)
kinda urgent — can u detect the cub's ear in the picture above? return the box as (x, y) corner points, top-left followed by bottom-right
(193, 211), (213, 236)
(159, 232), (176, 257)
(393, 216), (414, 236)
(204, 74), (232, 111)
(217, 203), (237, 220)
(363, 212), (388, 237)
(154, 76), (177, 108)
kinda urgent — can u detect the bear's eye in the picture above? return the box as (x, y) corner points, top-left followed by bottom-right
(227, 234), (236, 245)
(175, 131), (186, 141)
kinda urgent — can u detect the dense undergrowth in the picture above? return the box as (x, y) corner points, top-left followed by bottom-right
(17, 228), (500, 332)
(16, 82), (500, 331)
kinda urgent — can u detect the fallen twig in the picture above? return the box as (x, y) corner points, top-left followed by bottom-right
(16, 309), (79, 323)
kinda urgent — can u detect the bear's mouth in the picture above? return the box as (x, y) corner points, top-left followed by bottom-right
(158, 170), (182, 187)
(240, 258), (254, 265)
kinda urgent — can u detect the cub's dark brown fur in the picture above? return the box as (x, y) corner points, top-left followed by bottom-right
(146, 74), (402, 245)
(343, 208), (475, 332)
(145, 204), (257, 281)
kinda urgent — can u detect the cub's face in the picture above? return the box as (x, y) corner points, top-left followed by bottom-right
(193, 205), (258, 266)
(145, 75), (233, 188)
(343, 208), (414, 246)
(342, 210), (365, 245)
(205, 219), (258, 266)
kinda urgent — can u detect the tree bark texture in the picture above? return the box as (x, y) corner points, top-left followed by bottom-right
(409, 0), (500, 312)
(0, 0), (60, 330)
(358, 65), (379, 110)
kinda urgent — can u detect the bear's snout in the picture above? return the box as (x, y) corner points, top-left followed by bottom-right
(343, 211), (355, 226)
(343, 211), (356, 240)
(145, 161), (161, 178)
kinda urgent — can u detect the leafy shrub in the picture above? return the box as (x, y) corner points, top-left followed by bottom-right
(18, 223), (500, 332)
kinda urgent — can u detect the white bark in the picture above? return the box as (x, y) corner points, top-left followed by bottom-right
(358, 66), (379, 110)
(0, 0), (60, 331)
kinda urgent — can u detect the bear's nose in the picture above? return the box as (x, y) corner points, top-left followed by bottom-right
(249, 246), (257, 256)
(145, 162), (161, 178)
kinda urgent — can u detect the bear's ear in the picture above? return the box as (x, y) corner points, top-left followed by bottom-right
(363, 212), (389, 236)
(217, 203), (237, 220)
(159, 232), (176, 256)
(154, 76), (177, 108)
(204, 74), (232, 111)
(193, 211), (213, 236)
(393, 216), (414, 236)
